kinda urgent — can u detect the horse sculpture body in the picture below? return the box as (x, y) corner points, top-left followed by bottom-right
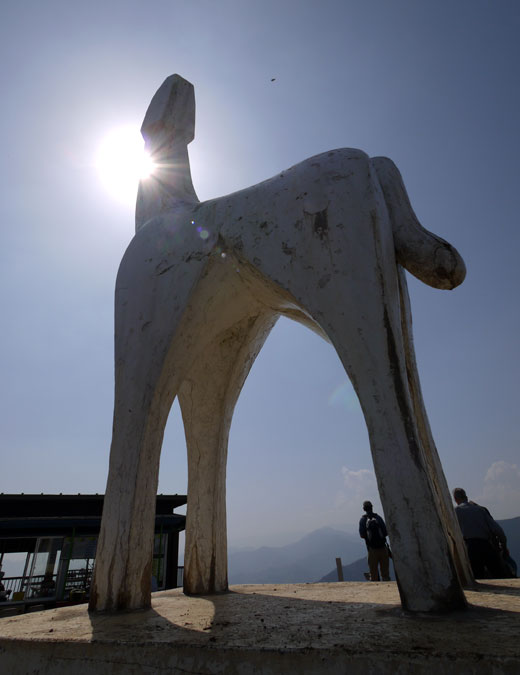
(89, 74), (473, 614)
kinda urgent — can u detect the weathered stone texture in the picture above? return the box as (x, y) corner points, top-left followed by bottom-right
(2, 581), (519, 674)
(90, 75), (472, 614)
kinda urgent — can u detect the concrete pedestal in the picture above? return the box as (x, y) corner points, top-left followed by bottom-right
(1, 580), (519, 674)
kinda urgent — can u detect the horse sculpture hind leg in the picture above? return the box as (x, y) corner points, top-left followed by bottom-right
(215, 149), (468, 611)
(372, 157), (471, 586)
(90, 74), (471, 614)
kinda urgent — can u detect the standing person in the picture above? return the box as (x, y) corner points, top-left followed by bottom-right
(359, 501), (390, 581)
(0, 570), (11, 601)
(453, 487), (508, 579)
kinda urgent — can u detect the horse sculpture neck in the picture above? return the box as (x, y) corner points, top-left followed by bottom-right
(135, 74), (199, 231)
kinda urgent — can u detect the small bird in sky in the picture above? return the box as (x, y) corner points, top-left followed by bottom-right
(271, 78), (276, 82)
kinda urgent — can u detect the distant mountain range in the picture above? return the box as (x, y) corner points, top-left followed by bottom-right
(500, 517), (520, 564)
(228, 518), (520, 585)
(228, 527), (365, 584)
(321, 517), (520, 582)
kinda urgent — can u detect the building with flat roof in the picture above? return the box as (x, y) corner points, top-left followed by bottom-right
(0, 493), (186, 610)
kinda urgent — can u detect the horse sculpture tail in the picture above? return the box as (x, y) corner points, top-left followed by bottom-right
(371, 156), (466, 290)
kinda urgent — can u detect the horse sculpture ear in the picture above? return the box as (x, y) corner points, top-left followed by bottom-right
(141, 74), (195, 150)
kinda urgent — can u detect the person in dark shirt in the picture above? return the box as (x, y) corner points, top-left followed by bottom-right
(359, 500), (390, 581)
(0, 570), (11, 601)
(39, 573), (56, 597)
(453, 487), (508, 578)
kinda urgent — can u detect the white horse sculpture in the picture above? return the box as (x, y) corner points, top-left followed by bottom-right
(90, 74), (472, 614)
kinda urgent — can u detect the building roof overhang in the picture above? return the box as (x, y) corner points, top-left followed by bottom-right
(0, 494), (187, 553)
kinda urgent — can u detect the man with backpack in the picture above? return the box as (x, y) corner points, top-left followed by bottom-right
(359, 500), (391, 581)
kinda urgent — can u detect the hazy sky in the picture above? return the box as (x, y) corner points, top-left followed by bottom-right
(1, 0), (519, 549)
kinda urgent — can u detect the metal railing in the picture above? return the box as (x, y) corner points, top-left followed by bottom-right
(0, 574), (55, 600)
(2, 566), (185, 603)
(1, 575), (27, 595)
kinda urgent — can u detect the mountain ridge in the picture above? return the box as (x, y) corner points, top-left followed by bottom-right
(228, 526), (365, 584)
(228, 517), (520, 585)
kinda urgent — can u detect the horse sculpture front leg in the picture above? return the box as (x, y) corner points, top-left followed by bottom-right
(89, 219), (210, 612)
(179, 311), (277, 594)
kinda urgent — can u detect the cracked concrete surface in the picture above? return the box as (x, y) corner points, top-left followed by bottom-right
(1, 580), (519, 673)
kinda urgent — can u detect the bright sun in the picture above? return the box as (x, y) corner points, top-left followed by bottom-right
(95, 125), (155, 206)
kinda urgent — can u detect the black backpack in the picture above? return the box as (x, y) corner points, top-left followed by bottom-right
(365, 515), (386, 548)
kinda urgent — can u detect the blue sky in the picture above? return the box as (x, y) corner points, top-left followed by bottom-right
(1, 0), (519, 549)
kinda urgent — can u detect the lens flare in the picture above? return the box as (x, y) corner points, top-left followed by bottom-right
(328, 382), (360, 412)
(95, 125), (155, 206)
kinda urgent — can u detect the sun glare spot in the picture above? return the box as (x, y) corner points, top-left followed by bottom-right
(95, 125), (155, 206)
